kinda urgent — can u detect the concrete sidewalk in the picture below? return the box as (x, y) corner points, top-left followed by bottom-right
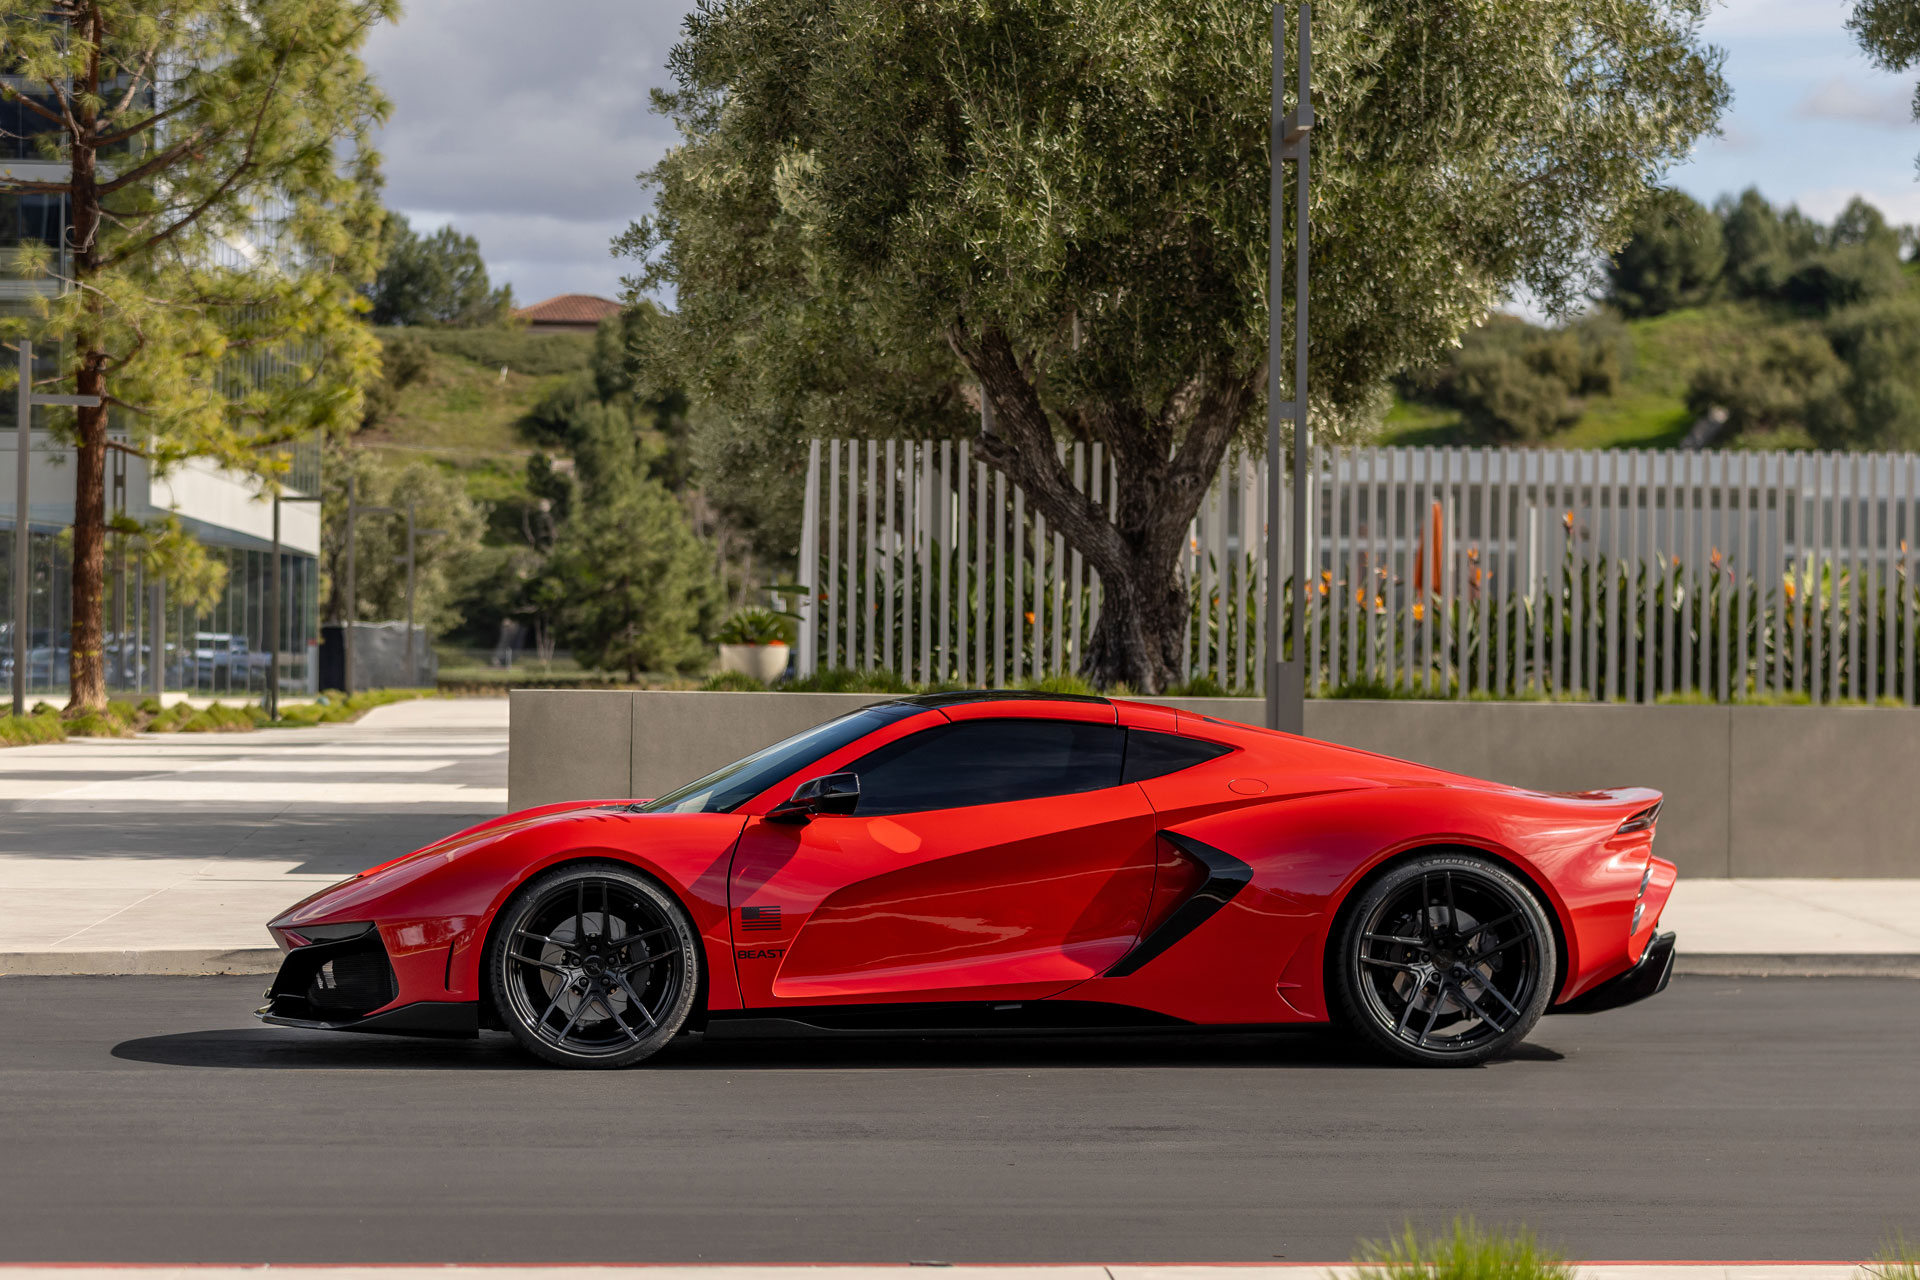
(0, 698), (505, 973)
(0, 696), (1915, 976)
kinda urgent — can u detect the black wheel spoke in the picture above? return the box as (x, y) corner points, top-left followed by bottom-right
(1444, 872), (1459, 936)
(612, 971), (659, 1029)
(534, 979), (573, 1034)
(1476, 930), (1531, 958)
(1394, 971), (1431, 1037)
(1449, 979), (1507, 1033)
(1359, 955), (1419, 974)
(605, 925), (672, 951)
(575, 881), (586, 953)
(515, 929), (567, 950)
(1415, 987), (1446, 1047)
(1363, 931), (1423, 949)
(509, 951), (567, 976)
(1479, 976), (1527, 1019)
(1467, 910), (1523, 942)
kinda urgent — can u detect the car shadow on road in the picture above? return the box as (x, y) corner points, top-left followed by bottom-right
(111, 1026), (1563, 1071)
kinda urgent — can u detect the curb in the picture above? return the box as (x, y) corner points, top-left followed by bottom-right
(0, 1265), (1883, 1278)
(0, 948), (280, 976)
(1674, 953), (1920, 978)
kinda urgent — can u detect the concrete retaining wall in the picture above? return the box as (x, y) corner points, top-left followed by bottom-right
(507, 690), (1917, 878)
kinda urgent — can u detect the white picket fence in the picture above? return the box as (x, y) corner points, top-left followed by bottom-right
(794, 440), (1920, 704)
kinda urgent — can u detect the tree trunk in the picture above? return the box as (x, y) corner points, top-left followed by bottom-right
(950, 325), (1259, 694)
(64, 16), (108, 714)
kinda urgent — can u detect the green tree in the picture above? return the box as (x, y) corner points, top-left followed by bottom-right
(1849, 0), (1920, 171)
(0, 0), (390, 710)
(365, 212), (514, 327)
(1812, 295), (1920, 449)
(1607, 188), (1725, 317)
(631, 0), (1727, 689)
(320, 448), (486, 635)
(541, 415), (718, 680)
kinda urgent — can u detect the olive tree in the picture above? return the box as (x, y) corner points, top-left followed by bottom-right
(629, 0), (1727, 690)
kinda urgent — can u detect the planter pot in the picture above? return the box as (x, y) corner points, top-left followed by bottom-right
(718, 642), (791, 683)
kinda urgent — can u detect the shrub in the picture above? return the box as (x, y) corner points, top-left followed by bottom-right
(64, 709), (133, 738)
(702, 671), (767, 692)
(786, 666), (915, 694)
(717, 608), (797, 646)
(1358, 1219), (1573, 1280)
(0, 711), (67, 746)
(1685, 328), (1845, 438)
(1017, 673), (1101, 697)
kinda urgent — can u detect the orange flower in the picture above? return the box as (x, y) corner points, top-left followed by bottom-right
(1783, 577), (1797, 601)
(1355, 587), (1367, 604)
(1024, 610), (1035, 624)
(1562, 511), (1574, 529)
(1412, 602), (1425, 621)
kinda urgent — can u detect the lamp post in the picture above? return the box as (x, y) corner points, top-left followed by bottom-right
(265, 490), (322, 720)
(342, 473), (394, 695)
(11, 339), (101, 716)
(401, 497), (445, 687)
(1265, 3), (1312, 733)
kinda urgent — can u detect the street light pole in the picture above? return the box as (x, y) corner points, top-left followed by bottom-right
(342, 474), (395, 695)
(265, 490), (322, 720)
(1265, 3), (1312, 733)
(401, 498), (445, 688)
(11, 339), (101, 716)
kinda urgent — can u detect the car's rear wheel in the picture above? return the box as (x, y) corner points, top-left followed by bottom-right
(488, 862), (700, 1068)
(1330, 851), (1555, 1067)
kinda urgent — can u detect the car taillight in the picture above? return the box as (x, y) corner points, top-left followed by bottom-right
(1617, 803), (1661, 835)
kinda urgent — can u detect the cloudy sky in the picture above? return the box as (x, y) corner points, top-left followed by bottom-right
(361, 0), (1920, 309)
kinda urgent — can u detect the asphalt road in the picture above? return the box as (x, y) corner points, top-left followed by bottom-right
(1, 975), (1916, 1263)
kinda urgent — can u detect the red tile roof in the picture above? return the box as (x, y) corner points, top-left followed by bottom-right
(514, 294), (622, 325)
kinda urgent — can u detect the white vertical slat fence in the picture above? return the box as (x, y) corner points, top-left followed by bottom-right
(795, 441), (1920, 705)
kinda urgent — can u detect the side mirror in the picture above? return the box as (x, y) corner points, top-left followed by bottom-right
(768, 772), (860, 824)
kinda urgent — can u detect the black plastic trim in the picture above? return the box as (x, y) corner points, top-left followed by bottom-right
(1104, 832), (1253, 978)
(703, 999), (1192, 1035)
(254, 1000), (480, 1039)
(1551, 931), (1677, 1015)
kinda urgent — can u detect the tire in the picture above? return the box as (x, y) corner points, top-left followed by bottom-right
(487, 861), (701, 1068)
(1329, 851), (1555, 1067)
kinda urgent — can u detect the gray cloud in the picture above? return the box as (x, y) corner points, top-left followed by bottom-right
(1800, 76), (1916, 129)
(363, 0), (697, 303)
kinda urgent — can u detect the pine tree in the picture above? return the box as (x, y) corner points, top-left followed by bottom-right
(0, 0), (391, 710)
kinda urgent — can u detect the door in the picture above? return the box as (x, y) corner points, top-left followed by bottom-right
(729, 717), (1160, 1007)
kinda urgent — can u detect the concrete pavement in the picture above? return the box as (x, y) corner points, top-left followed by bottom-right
(0, 696), (1916, 973)
(1, 974), (1916, 1261)
(0, 699), (504, 972)
(0, 1270), (1891, 1280)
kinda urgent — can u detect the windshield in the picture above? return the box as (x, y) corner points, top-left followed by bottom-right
(638, 702), (922, 814)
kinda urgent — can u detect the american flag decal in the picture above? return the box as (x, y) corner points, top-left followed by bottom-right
(741, 905), (782, 933)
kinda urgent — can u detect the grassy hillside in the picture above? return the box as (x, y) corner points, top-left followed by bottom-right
(1379, 302), (1815, 451)
(358, 326), (592, 462)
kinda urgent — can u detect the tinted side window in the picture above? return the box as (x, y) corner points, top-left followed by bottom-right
(1121, 729), (1232, 783)
(850, 719), (1126, 815)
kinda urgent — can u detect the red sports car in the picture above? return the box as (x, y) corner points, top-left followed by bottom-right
(259, 691), (1677, 1068)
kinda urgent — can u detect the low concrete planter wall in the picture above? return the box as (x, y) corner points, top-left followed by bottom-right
(508, 690), (1917, 878)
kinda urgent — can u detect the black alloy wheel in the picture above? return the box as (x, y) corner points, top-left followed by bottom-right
(488, 862), (701, 1068)
(1330, 851), (1555, 1066)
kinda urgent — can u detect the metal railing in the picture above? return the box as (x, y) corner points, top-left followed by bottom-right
(796, 440), (1920, 704)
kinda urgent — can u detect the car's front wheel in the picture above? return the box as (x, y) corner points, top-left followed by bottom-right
(488, 861), (701, 1068)
(1330, 851), (1555, 1066)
